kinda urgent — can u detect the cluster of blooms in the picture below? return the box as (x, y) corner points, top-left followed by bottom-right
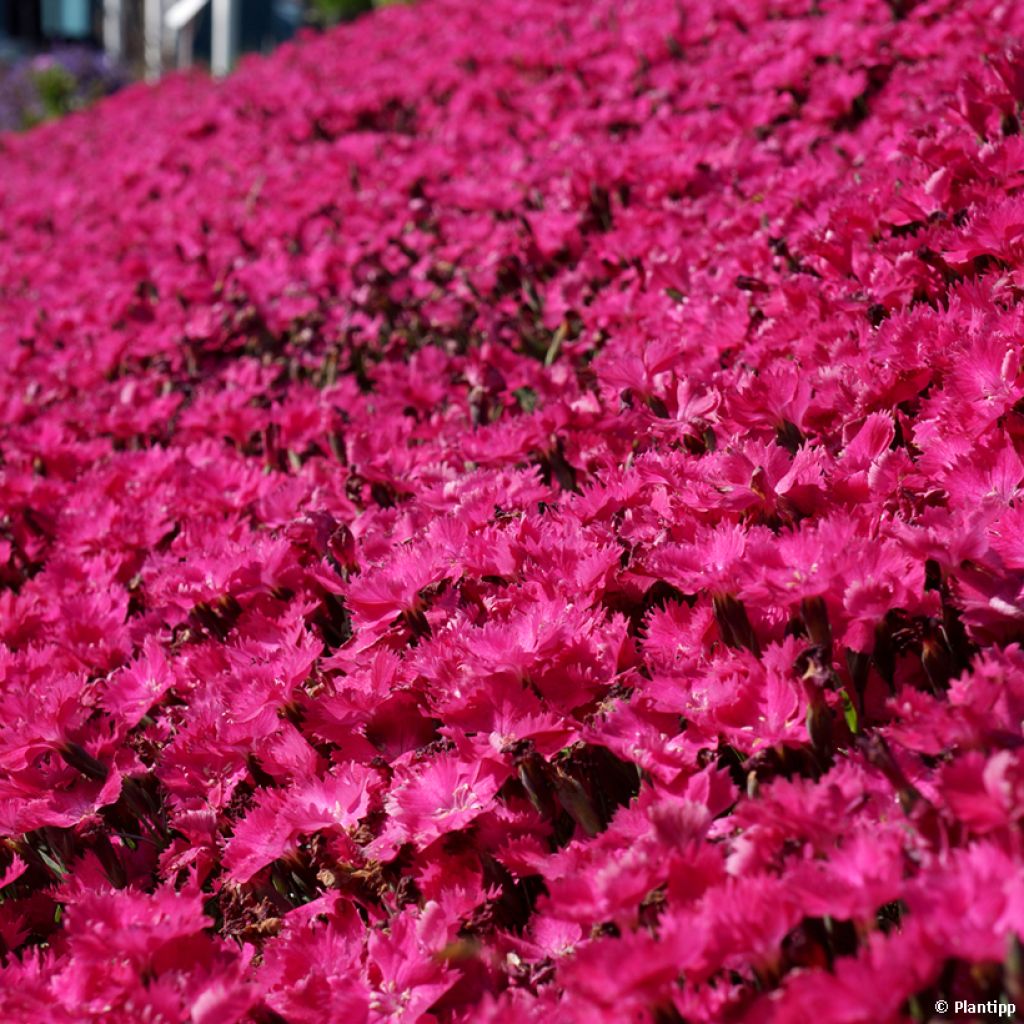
(3, 0), (1024, 1020)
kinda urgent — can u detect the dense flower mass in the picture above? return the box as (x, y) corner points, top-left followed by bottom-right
(3, 0), (1024, 1019)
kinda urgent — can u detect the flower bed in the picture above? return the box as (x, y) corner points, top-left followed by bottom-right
(2, 1), (1024, 1020)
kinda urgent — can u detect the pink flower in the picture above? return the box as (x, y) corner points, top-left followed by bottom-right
(373, 754), (504, 855)
(224, 764), (376, 882)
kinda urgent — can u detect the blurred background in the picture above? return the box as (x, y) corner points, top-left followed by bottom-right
(0, 0), (402, 130)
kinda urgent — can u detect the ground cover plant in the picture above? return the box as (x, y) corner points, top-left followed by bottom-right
(2, 0), (1024, 1020)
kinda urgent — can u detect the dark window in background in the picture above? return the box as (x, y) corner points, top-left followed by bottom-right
(189, 0), (302, 58)
(3, 0), (46, 46)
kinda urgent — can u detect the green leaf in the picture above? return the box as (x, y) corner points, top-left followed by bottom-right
(513, 386), (538, 414)
(544, 322), (567, 366)
(36, 847), (67, 879)
(840, 687), (859, 735)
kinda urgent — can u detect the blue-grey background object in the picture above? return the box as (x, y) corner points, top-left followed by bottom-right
(2, 1), (302, 55)
(41, 0), (91, 38)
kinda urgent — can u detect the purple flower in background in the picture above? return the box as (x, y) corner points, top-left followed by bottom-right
(0, 46), (125, 132)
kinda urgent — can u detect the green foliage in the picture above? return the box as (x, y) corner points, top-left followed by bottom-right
(29, 64), (79, 125)
(308, 0), (410, 26)
(308, 0), (372, 24)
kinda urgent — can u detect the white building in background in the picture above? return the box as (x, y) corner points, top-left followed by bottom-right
(1, 0), (302, 78)
(103, 0), (238, 77)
